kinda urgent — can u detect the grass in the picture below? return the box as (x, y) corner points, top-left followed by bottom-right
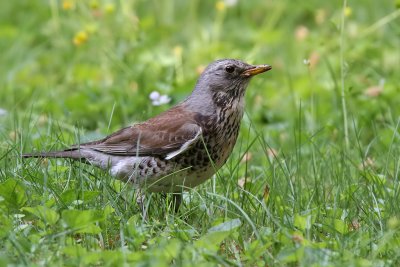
(1, 0), (400, 266)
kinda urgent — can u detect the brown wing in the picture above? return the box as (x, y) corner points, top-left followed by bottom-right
(73, 106), (203, 159)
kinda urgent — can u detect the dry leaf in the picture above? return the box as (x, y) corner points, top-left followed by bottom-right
(349, 219), (361, 231)
(237, 177), (246, 188)
(263, 184), (270, 202)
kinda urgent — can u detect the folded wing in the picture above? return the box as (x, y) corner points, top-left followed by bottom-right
(74, 106), (203, 160)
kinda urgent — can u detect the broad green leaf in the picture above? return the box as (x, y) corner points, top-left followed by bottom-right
(161, 239), (181, 260)
(62, 245), (88, 258)
(80, 191), (101, 202)
(245, 239), (272, 262)
(277, 246), (305, 263)
(294, 214), (314, 231)
(294, 214), (308, 231)
(170, 228), (196, 241)
(22, 206), (60, 226)
(208, 218), (241, 233)
(140, 239), (181, 265)
(0, 179), (27, 210)
(60, 189), (101, 204)
(60, 190), (76, 204)
(103, 204), (115, 217)
(194, 231), (231, 252)
(100, 251), (129, 266)
(49, 165), (70, 173)
(62, 209), (106, 234)
(71, 222), (102, 234)
(333, 219), (348, 234)
(0, 214), (12, 239)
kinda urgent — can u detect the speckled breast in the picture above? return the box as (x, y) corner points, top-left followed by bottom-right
(175, 108), (243, 177)
(146, 107), (244, 192)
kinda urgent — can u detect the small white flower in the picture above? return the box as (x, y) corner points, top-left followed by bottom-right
(149, 91), (160, 101)
(303, 59), (310, 65)
(71, 200), (84, 205)
(158, 95), (171, 105)
(149, 91), (171, 106)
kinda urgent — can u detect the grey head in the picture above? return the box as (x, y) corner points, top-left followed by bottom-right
(186, 59), (271, 112)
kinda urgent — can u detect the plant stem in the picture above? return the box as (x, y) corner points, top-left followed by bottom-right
(340, 0), (349, 148)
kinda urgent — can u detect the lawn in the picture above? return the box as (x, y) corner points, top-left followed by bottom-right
(1, 0), (400, 266)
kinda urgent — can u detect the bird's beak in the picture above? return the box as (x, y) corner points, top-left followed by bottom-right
(242, 64), (272, 77)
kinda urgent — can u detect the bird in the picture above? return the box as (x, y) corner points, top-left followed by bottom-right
(23, 59), (271, 209)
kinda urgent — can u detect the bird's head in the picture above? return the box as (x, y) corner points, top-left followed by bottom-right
(190, 59), (271, 109)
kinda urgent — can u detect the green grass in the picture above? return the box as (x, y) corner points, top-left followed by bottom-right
(1, 0), (400, 266)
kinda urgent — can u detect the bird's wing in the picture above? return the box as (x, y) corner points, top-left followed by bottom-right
(73, 106), (203, 159)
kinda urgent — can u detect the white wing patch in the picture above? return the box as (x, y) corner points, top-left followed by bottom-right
(165, 128), (202, 160)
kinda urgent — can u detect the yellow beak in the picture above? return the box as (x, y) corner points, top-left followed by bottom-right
(242, 64), (272, 77)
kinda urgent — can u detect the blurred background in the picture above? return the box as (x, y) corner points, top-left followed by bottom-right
(0, 0), (398, 151)
(0, 1), (400, 265)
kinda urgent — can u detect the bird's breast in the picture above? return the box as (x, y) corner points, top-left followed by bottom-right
(183, 106), (243, 170)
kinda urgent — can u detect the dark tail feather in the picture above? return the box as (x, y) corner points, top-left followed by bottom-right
(22, 150), (83, 160)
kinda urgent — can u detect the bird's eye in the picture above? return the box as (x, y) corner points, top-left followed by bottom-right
(225, 66), (235, 73)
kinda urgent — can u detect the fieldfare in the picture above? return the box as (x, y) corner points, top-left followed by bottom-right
(23, 59), (271, 199)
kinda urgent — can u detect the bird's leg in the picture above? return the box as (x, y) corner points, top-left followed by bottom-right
(135, 190), (148, 220)
(172, 193), (182, 213)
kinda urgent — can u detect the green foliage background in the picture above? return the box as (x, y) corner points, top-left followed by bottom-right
(0, 0), (399, 266)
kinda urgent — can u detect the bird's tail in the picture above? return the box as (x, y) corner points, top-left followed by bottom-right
(22, 149), (83, 160)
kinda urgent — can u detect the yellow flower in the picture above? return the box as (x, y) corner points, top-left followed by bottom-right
(344, 6), (352, 17)
(62, 0), (74, 10)
(73, 31), (88, 46)
(173, 46), (183, 57)
(216, 1), (225, 12)
(90, 0), (99, 9)
(104, 3), (115, 14)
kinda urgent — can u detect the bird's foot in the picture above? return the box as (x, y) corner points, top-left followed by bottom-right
(172, 193), (182, 213)
(135, 192), (148, 220)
